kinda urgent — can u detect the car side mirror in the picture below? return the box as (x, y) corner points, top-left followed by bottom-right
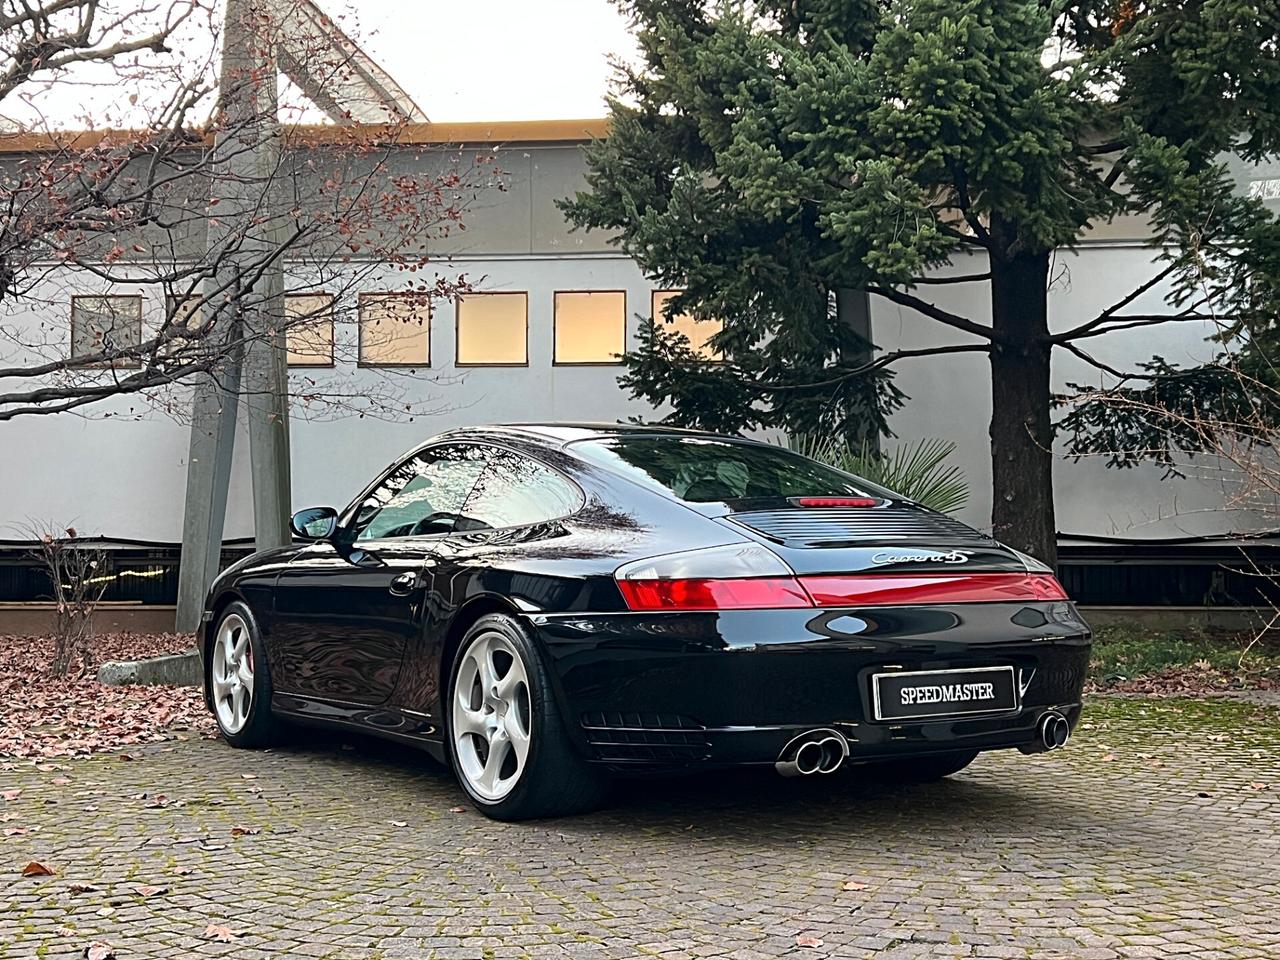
(290, 506), (339, 541)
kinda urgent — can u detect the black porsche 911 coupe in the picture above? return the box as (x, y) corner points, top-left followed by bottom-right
(202, 423), (1090, 820)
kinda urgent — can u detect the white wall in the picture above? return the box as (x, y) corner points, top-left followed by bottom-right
(2, 245), (1268, 547)
(0, 253), (653, 542)
(875, 243), (1264, 540)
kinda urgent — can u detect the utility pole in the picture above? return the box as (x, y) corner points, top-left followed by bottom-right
(174, 0), (428, 633)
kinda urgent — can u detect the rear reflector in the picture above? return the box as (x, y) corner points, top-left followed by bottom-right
(794, 497), (880, 508)
(799, 573), (1068, 607)
(616, 577), (812, 611)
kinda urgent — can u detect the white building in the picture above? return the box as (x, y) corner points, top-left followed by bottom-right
(2, 122), (1279, 615)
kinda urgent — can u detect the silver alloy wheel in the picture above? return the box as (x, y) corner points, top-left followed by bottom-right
(452, 630), (533, 802)
(211, 612), (254, 735)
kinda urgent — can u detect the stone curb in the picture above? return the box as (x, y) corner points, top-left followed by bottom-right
(97, 649), (202, 687)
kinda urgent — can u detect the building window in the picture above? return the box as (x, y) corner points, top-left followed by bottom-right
(554, 291), (626, 365)
(359, 293), (431, 367)
(286, 293), (335, 367)
(70, 295), (142, 367)
(652, 290), (723, 361)
(456, 292), (527, 366)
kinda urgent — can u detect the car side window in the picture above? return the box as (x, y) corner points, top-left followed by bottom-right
(352, 445), (489, 541)
(461, 450), (583, 529)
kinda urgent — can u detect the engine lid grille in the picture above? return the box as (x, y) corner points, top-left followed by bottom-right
(729, 505), (991, 548)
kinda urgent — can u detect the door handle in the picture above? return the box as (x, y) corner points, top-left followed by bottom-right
(388, 572), (421, 597)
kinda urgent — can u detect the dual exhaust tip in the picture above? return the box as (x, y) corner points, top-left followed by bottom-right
(1019, 710), (1071, 754)
(775, 729), (849, 777)
(780, 712), (1070, 772)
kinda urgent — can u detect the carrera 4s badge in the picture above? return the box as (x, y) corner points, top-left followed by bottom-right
(871, 550), (971, 565)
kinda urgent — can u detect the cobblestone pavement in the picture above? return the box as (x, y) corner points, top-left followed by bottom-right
(2, 696), (1279, 960)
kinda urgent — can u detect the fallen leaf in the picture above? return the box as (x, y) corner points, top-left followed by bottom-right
(83, 941), (115, 960)
(174, 867), (194, 876)
(240, 774), (257, 780)
(51, 777), (72, 786)
(230, 827), (260, 837)
(448, 806), (466, 813)
(202, 924), (239, 943)
(388, 820), (408, 828)
(841, 881), (869, 891)
(1100, 753), (1117, 762)
(21, 861), (55, 877)
(1207, 733), (1229, 742)
(4, 827), (27, 837)
(796, 934), (824, 948)
(1249, 782), (1268, 791)
(1, 790), (20, 801)
(133, 884), (168, 898)
(68, 882), (99, 893)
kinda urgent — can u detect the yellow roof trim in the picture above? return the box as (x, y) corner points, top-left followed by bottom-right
(0, 118), (609, 154)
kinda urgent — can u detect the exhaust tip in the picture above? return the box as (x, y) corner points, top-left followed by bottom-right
(1019, 711), (1071, 755)
(775, 729), (850, 777)
(795, 741), (823, 776)
(817, 737), (846, 774)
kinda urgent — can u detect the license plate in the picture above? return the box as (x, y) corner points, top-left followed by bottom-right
(872, 666), (1018, 721)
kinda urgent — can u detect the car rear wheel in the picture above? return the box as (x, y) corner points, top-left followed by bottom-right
(448, 613), (607, 820)
(206, 602), (277, 748)
(864, 750), (979, 783)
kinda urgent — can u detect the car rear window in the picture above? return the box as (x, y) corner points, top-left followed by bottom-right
(570, 435), (896, 503)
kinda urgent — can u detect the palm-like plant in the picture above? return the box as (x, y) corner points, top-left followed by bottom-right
(788, 435), (970, 516)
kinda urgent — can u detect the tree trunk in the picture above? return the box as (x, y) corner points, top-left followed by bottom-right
(988, 248), (1057, 566)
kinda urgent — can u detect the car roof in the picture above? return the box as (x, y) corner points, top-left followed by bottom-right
(434, 422), (735, 449)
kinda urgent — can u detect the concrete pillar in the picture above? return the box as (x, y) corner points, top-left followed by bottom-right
(174, 0), (290, 632)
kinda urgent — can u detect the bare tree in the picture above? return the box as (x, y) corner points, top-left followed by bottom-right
(0, 0), (489, 422)
(23, 523), (110, 676)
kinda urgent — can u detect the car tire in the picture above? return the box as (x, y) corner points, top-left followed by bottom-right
(206, 601), (277, 748)
(865, 750), (979, 783)
(447, 613), (607, 821)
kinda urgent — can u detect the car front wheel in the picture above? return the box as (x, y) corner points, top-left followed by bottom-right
(448, 613), (606, 820)
(206, 601), (277, 748)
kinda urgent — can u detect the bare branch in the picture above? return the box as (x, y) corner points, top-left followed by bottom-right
(867, 286), (996, 341)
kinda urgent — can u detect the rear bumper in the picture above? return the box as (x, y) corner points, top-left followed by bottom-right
(528, 601), (1091, 770)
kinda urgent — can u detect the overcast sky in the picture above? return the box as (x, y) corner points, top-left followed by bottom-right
(337, 0), (637, 121)
(3, 0), (637, 129)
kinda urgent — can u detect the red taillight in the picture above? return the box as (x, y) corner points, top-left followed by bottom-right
(613, 544), (1069, 611)
(616, 576), (811, 611)
(616, 573), (1068, 610)
(794, 497), (880, 508)
(799, 573), (1068, 606)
